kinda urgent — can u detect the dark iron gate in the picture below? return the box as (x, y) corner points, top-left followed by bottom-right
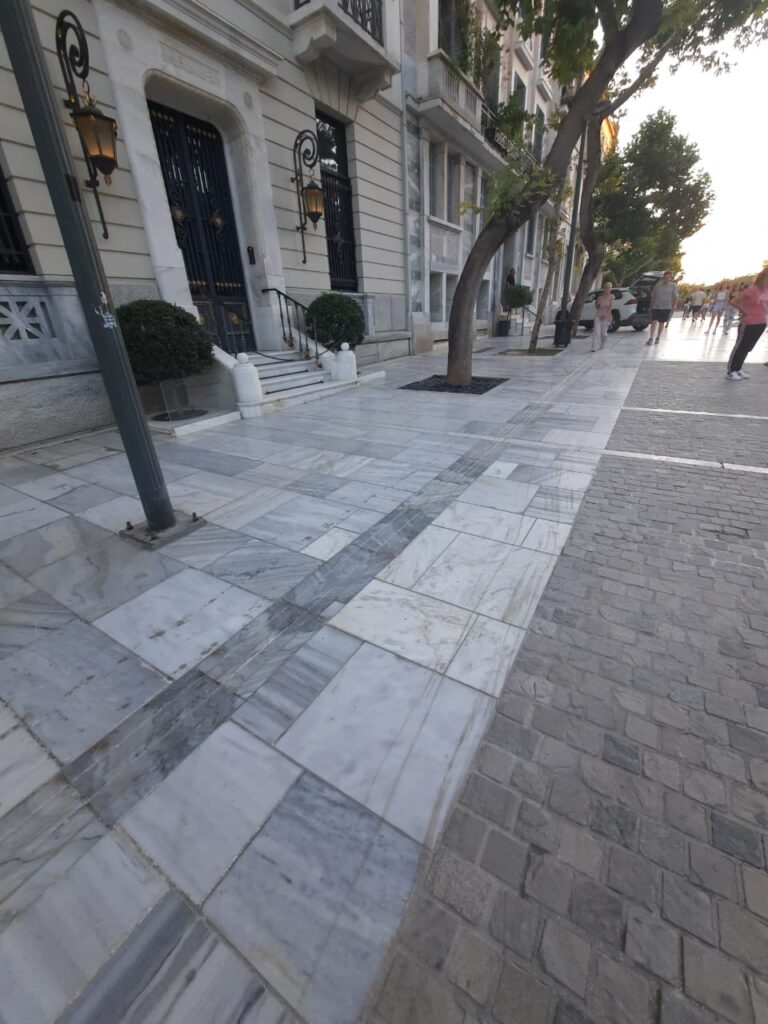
(317, 113), (358, 292)
(148, 102), (255, 353)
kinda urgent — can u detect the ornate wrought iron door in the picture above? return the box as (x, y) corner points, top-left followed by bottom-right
(148, 102), (255, 353)
(317, 113), (358, 292)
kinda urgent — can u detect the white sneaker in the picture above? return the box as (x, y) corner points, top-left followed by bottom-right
(737, 370), (750, 379)
(726, 371), (744, 381)
(646, 340), (653, 346)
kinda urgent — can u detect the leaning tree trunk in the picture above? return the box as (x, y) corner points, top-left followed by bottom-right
(444, 0), (663, 384)
(569, 118), (606, 333)
(528, 186), (564, 353)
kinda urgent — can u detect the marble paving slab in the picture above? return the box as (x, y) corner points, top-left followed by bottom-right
(158, 523), (248, 569)
(201, 601), (325, 698)
(457, 476), (540, 514)
(412, 532), (518, 611)
(301, 526), (358, 561)
(205, 488), (292, 531)
(0, 517), (112, 578)
(78, 495), (147, 532)
(205, 540), (321, 600)
(11, 471), (91, 502)
(16, 439), (120, 470)
(94, 569), (269, 679)
(154, 443), (259, 478)
(1, 620), (166, 763)
(0, 491), (68, 543)
(48, 483), (119, 515)
(234, 626), (362, 743)
(445, 614), (525, 696)
(330, 579), (475, 673)
(278, 644), (492, 845)
(29, 536), (182, 622)
(0, 565), (34, 608)
(432, 501), (535, 546)
(205, 774), (420, 1024)
(240, 495), (359, 552)
(71, 454), (188, 495)
(377, 525), (457, 589)
(0, 833), (165, 1024)
(122, 722), (301, 902)
(330, 480), (413, 514)
(65, 670), (236, 825)
(0, 706), (58, 819)
(55, 891), (291, 1024)
(522, 517), (573, 555)
(480, 545), (558, 628)
(0, 779), (104, 932)
(0, 590), (74, 660)
(482, 460), (519, 479)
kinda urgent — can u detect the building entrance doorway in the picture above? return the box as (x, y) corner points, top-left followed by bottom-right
(148, 101), (255, 353)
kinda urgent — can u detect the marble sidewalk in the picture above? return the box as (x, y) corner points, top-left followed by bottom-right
(0, 331), (647, 1024)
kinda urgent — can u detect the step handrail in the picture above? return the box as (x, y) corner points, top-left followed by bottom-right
(261, 287), (325, 363)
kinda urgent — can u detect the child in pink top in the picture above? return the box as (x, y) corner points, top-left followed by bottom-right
(726, 268), (768, 380)
(592, 282), (614, 352)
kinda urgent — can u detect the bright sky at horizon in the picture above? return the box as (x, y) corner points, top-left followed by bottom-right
(617, 39), (768, 285)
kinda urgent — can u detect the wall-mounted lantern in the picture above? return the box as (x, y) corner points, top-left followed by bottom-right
(291, 129), (325, 264)
(56, 9), (118, 238)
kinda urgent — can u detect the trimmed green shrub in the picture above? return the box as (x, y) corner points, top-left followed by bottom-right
(306, 293), (365, 352)
(503, 283), (534, 310)
(116, 299), (213, 386)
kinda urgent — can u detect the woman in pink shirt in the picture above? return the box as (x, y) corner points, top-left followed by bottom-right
(592, 281), (614, 352)
(726, 268), (768, 380)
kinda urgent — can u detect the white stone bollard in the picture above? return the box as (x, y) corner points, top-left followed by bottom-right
(331, 342), (357, 382)
(231, 352), (263, 417)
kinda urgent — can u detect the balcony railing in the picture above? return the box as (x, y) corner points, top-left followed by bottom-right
(481, 104), (540, 167)
(294, 0), (383, 45)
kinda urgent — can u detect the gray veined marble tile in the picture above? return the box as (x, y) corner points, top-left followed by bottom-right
(205, 487), (292, 531)
(65, 670), (236, 825)
(433, 501), (535, 546)
(413, 532), (517, 612)
(158, 523), (248, 569)
(155, 443), (260, 477)
(480, 545), (558, 628)
(0, 589), (74, 660)
(55, 892), (291, 1024)
(205, 539), (321, 600)
(445, 615), (525, 696)
(0, 779), (105, 932)
(526, 486), (584, 523)
(278, 643), (492, 844)
(122, 721), (301, 903)
(301, 526), (358, 561)
(0, 705), (58, 819)
(94, 568), (269, 679)
(458, 476), (540, 514)
(78, 494), (147, 532)
(16, 438), (120, 471)
(69, 453), (189, 494)
(0, 490), (68, 543)
(11, 471), (90, 502)
(29, 535), (183, 621)
(234, 626), (362, 743)
(205, 774), (420, 1024)
(201, 600), (325, 697)
(330, 480), (413, 513)
(48, 483), (120, 514)
(522, 517), (573, 554)
(0, 833), (165, 1024)
(240, 495), (358, 551)
(0, 620), (166, 764)
(330, 578), (475, 673)
(0, 564), (33, 608)
(0, 516), (112, 578)
(377, 525), (457, 589)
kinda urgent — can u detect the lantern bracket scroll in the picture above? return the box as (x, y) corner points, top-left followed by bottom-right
(291, 129), (325, 265)
(55, 9), (118, 239)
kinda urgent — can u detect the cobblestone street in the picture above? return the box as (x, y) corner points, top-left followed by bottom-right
(365, 321), (768, 1024)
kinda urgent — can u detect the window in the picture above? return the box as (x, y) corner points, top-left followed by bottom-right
(513, 73), (527, 113)
(0, 168), (33, 274)
(446, 153), (461, 224)
(446, 273), (458, 319)
(438, 0), (461, 59)
(526, 217), (536, 255)
(429, 272), (443, 323)
(317, 112), (357, 291)
(532, 107), (545, 161)
(477, 280), (490, 320)
(429, 142), (444, 219)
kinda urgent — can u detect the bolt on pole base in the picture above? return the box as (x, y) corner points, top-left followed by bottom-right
(120, 511), (205, 550)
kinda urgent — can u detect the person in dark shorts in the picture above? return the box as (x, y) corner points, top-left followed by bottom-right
(690, 287), (705, 321)
(648, 271), (678, 345)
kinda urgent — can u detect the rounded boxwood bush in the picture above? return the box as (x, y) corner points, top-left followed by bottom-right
(306, 293), (365, 352)
(116, 299), (213, 386)
(503, 283), (534, 310)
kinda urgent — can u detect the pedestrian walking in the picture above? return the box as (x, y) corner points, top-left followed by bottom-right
(706, 281), (729, 334)
(690, 287), (705, 322)
(682, 295), (692, 320)
(648, 271), (678, 345)
(722, 284), (740, 332)
(591, 281), (614, 352)
(725, 268), (768, 380)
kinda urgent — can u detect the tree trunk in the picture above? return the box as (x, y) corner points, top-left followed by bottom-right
(528, 187), (564, 353)
(569, 118), (605, 333)
(445, 0), (664, 382)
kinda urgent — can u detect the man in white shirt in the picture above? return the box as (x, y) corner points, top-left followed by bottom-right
(690, 288), (705, 322)
(648, 272), (679, 345)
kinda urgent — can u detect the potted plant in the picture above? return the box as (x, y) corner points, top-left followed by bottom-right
(306, 292), (365, 351)
(497, 283), (533, 335)
(116, 299), (213, 421)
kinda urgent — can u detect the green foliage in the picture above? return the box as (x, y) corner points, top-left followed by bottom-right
(450, 0), (502, 90)
(306, 293), (365, 351)
(594, 109), (713, 284)
(116, 299), (213, 386)
(493, 97), (533, 144)
(504, 283), (534, 308)
(487, 157), (554, 220)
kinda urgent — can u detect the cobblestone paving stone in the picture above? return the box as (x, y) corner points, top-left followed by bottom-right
(362, 358), (768, 1024)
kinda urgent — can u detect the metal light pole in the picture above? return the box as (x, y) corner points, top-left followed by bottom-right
(553, 124), (587, 348)
(0, 0), (175, 531)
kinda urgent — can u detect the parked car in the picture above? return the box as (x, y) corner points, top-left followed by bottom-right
(578, 286), (651, 333)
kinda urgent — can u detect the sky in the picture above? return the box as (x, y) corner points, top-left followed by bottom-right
(617, 38), (768, 285)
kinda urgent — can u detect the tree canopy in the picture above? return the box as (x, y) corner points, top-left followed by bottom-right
(596, 110), (714, 283)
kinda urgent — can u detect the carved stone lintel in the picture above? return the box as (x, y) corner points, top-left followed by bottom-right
(352, 68), (393, 103)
